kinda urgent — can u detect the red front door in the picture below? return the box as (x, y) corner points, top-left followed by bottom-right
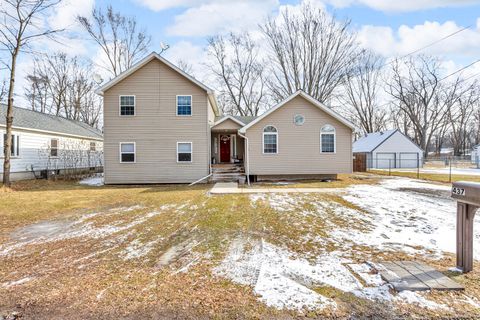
(220, 135), (231, 163)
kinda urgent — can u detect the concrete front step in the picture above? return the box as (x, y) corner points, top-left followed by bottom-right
(211, 173), (246, 184)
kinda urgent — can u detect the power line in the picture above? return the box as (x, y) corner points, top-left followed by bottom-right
(439, 58), (480, 82)
(399, 25), (471, 59)
(378, 25), (472, 70)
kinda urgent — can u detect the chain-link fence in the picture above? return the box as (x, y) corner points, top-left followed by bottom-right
(365, 156), (480, 183)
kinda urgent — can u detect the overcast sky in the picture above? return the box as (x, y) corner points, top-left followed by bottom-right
(6, 0), (480, 106)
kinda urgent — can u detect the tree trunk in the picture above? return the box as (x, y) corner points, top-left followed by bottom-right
(3, 48), (19, 187)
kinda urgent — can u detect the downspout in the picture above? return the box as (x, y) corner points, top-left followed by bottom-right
(238, 131), (250, 185)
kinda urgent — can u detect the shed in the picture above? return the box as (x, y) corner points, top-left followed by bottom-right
(472, 144), (479, 165)
(353, 129), (423, 169)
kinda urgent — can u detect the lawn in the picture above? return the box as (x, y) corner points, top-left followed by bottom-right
(0, 175), (479, 319)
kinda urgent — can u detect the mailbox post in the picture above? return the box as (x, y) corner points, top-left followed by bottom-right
(451, 181), (480, 273)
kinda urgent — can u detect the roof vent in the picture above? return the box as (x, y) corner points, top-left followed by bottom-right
(380, 131), (384, 135)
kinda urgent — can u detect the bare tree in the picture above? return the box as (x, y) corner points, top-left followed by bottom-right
(24, 70), (49, 112)
(261, 3), (359, 103)
(387, 55), (465, 156)
(0, 0), (63, 187)
(341, 51), (386, 134)
(25, 52), (102, 128)
(0, 79), (7, 103)
(176, 59), (194, 76)
(206, 32), (268, 116)
(77, 5), (151, 77)
(448, 82), (478, 155)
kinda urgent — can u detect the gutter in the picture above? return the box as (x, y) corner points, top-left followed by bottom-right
(238, 132), (250, 185)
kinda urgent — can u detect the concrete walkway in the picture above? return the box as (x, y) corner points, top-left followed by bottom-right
(209, 182), (339, 194)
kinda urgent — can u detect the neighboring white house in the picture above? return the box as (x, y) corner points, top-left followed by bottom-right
(353, 129), (423, 169)
(0, 104), (103, 181)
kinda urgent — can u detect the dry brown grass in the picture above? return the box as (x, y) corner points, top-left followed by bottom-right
(0, 177), (479, 319)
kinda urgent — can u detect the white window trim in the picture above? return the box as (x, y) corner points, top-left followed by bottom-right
(176, 95), (193, 117)
(1, 134), (20, 158)
(177, 141), (193, 163)
(320, 126), (336, 154)
(50, 138), (59, 158)
(119, 95), (136, 116)
(262, 125), (278, 155)
(119, 142), (136, 163)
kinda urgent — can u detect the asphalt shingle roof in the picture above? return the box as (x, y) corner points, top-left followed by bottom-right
(214, 115), (258, 125)
(0, 104), (103, 140)
(353, 129), (397, 153)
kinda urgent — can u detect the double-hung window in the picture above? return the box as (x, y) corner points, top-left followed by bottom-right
(90, 142), (96, 152)
(320, 125), (336, 153)
(177, 95), (192, 116)
(177, 142), (192, 162)
(263, 126), (278, 154)
(120, 142), (135, 163)
(3, 134), (19, 157)
(50, 138), (59, 157)
(120, 95), (135, 116)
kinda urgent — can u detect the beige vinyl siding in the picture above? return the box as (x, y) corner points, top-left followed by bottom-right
(207, 99), (215, 125)
(245, 95), (352, 175)
(103, 59), (209, 184)
(212, 118), (242, 131)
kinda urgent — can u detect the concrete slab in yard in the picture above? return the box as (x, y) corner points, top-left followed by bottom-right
(377, 261), (464, 291)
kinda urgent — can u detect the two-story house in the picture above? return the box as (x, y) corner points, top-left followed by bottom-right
(96, 52), (354, 184)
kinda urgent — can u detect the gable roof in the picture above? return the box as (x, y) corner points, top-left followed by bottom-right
(213, 115), (258, 127)
(213, 115), (246, 127)
(95, 51), (220, 116)
(0, 104), (103, 140)
(353, 129), (423, 153)
(238, 90), (355, 133)
(353, 129), (397, 153)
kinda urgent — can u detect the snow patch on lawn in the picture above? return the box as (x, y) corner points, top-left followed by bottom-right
(2, 277), (34, 288)
(215, 237), (446, 311)
(123, 238), (161, 260)
(340, 177), (480, 259)
(79, 174), (104, 186)
(0, 204), (178, 257)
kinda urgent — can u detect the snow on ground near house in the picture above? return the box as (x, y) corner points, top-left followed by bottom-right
(340, 177), (480, 259)
(215, 236), (447, 311)
(214, 177), (473, 311)
(79, 174), (104, 186)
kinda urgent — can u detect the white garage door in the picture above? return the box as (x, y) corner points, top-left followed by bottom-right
(399, 152), (419, 168)
(375, 153), (395, 169)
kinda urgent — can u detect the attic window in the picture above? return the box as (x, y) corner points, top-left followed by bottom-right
(294, 114), (305, 126)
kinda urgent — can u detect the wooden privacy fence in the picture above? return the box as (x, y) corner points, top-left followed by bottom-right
(353, 153), (367, 172)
